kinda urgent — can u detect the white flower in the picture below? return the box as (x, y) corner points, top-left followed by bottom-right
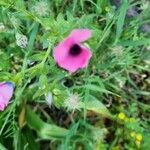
(64, 94), (82, 111)
(34, 1), (49, 17)
(16, 33), (28, 48)
(0, 23), (5, 32)
(45, 92), (53, 106)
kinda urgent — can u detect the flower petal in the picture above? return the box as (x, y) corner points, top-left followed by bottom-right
(69, 29), (92, 43)
(0, 95), (5, 111)
(53, 37), (74, 63)
(0, 82), (14, 111)
(58, 46), (92, 73)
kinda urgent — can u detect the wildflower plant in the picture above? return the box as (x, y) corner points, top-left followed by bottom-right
(32, 0), (50, 17)
(53, 29), (92, 72)
(64, 93), (82, 111)
(0, 0), (150, 149)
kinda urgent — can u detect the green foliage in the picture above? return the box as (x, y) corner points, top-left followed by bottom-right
(0, 0), (150, 149)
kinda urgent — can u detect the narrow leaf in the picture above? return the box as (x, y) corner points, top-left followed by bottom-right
(0, 143), (7, 150)
(115, 0), (128, 42)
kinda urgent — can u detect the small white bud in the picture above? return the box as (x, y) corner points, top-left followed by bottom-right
(16, 33), (28, 48)
(46, 92), (53, 106)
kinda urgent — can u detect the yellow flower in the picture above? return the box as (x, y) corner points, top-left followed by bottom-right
(130, 131), (136, 138)
(136, 134), (143, 141)
(118, 112), (126, 120)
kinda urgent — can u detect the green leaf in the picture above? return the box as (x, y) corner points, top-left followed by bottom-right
(23, 127), (40, 150)
(78, 84), (119, 96)
(120, 38), (150, 47)
(0, 52), (10, 71)
(27, 22), (39, 52)
(81, 95), (113, 118)
(0, 143), (7, 150)
(29, 52), (46, 62)
(115, 0), (128, 42)
(25, 106), (68, 140)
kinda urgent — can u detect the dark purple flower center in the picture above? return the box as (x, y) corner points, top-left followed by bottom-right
(69, 44), (82, 56)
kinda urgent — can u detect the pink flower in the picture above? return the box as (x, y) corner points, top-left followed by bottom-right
(53, 29), (92, 73)
(0, 82), (14, 111)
